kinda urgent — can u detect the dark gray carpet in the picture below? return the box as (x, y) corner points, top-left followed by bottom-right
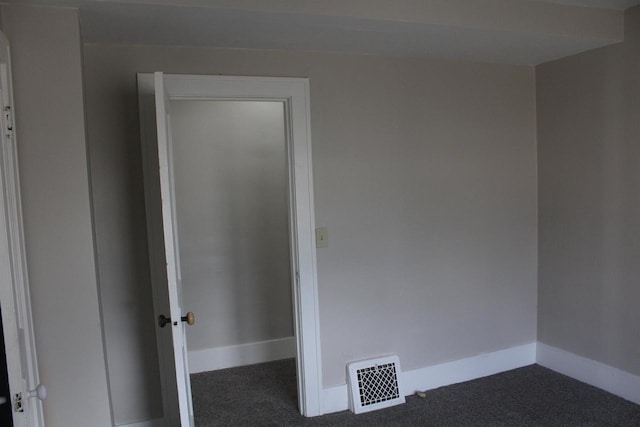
(191, 359), (640, 426)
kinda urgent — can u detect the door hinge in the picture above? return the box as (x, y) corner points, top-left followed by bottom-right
(4, 106), (14, 139)
(13, 392), (23, 413)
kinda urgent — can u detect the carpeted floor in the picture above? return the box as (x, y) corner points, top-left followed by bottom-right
(191, 358), (640, 426)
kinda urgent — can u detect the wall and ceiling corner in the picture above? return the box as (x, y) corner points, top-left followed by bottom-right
(535, 1), (640, 403)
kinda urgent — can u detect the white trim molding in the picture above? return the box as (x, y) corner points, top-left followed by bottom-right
(322, 342), (537, 414)
(188, 337), (296, 373)
(537, 342), (640, 405)
(401, 342), (537, 395)
(322, 383), (349, 415)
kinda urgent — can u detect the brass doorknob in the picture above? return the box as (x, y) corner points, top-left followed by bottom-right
(181, 312), (195, 326)
(158, 312), (195, 328)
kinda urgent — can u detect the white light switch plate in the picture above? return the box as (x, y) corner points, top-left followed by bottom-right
(315, 227), (328, 248)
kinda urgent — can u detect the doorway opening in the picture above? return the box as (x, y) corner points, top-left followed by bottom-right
(171, 100), (295, 367)
(171, 99), (297, 420)
(138, 74), (323, 426)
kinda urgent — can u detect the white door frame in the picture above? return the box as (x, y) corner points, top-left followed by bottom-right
(138, 73), (323, 418)
(0, 31), (44, 427)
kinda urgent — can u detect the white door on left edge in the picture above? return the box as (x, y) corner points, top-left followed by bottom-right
(139, 72), (194, 427)
(0, 30), (45, 427)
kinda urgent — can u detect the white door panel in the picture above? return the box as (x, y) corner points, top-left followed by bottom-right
(153, 72), (194, 427)
(139, 72), (194, 427)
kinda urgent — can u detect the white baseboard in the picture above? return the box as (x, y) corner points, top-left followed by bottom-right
(115, 418), (163, 427)
(322, 383), (349, 414)
(188, 336), (296, 373)
(322, 342), (537, 414)
(402, 342), (537, 395)
(537, 342), (640, 405)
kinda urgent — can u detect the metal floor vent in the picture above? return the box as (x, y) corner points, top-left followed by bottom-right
(346, 355), (405, 414)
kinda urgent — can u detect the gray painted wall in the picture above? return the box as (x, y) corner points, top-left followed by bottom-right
(170, 100), (293, 351)
(83, 44), (537, 424)
(0, 6), (112, 427)
(537, 6), (640, 376)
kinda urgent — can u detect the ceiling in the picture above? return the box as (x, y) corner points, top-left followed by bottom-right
(8, 0), (640, 65)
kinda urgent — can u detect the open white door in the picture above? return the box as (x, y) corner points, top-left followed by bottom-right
(0, 31), (44, 427)
(138, 72), (322, 422)
(139, 72), (194, 427)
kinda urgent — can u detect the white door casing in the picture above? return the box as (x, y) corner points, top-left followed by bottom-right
(137, 73), (323, 422)
(0, 30), (44, 427)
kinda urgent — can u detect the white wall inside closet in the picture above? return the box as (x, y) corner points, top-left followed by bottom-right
(170, 100), (294, 373)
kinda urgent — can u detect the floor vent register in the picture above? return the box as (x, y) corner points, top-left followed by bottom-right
(346, 355), (405, 414)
